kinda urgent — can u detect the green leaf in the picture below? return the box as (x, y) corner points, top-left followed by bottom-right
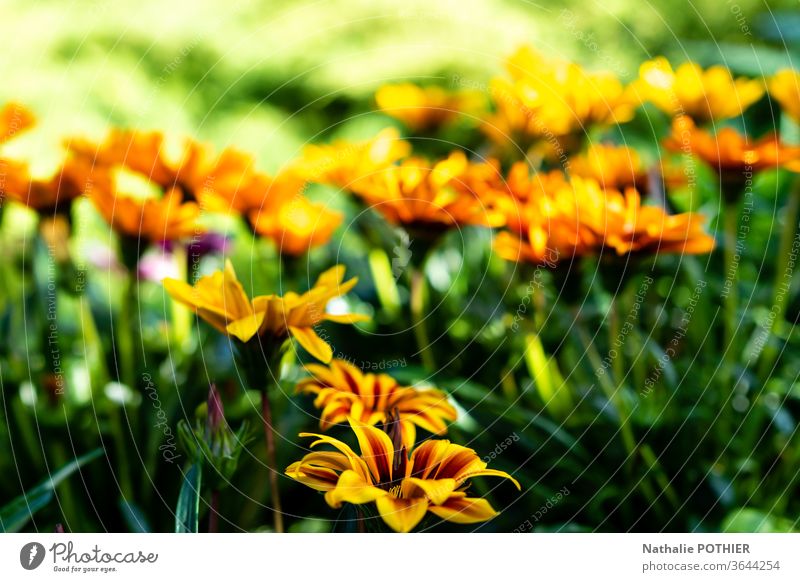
(175, 463), (202, 533)
(722, 508), (796, 533)
(524, 333), (573, 418)
(119, 499), (152, 533)
(0, 448), (103, 533)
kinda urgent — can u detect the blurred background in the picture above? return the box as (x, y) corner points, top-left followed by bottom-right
(4, 0), (798, 167)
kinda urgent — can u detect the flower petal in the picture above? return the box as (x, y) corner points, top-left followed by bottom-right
(375, 496), (429, 533)
(324, 469), (387, 509)
(347, 418), (395, 484)
(401, 477), (458, 506)
(289, 325), (333, 363)
(428, 495), (499, 524)
(226, 310), (266, 342)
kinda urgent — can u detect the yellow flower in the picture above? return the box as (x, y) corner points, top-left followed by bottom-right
(163, 261), (368, 362)
(297, 358), (456, 449)
(293, 128), (411, 189)
(375, 83), (483, 132)
(285, 419), (520, 532)
(0, 102), (35, 144)
(351, 151), (504, 234)
(769, 69), (800, 124)
(484, 46), (635, 146)
(569, 144), (648, 192)
(634, 58), (764, 122)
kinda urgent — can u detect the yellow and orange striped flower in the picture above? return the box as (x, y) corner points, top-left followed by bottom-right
(164, 261), (368, 362)
(286, 419), (519, 532)
(634, 58), (764, 122)
(375, 83), (483, 132)
(297, 358), (456, 449)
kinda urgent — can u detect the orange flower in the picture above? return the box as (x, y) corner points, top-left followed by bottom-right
(1, 155), (95, 214)
(91, 185), (203, 243)
(0, 102), (35, 144)
(664, 116), (800, 189)
(198, 167), (302, 216)
(293, 128), (410, 189)
(351, 151), (503, 234)
(164, 261), (368, 362)
(574, 178), (716, 256)
(286, 419), (519, 532)
(634, 58), (763, 122)
(375, 83), (483, 132)
(569, 144), (648, 192)
(70, 130), (267, 243)
(297, 358), (456, 449)
(484, 46), (635, 147)
(769, 69), (800, 124)
(493, 175), (715, 264)
(249, 193), (343, 256)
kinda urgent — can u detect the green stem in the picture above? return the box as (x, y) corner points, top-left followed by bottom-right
(576, 324), (636, 458)
(208, 489), (220, 533)
(576, 323), (676, 513)
(608, 298), (625, 388)
(410, 268), (435, 372)
(757, 177), (800, 379)
(109, 404), (134, 501)
(52, 443), (82, 531)
(117, 270), (139, 389)
(260, 386), (284, 533)
(722, 199), (741, 386)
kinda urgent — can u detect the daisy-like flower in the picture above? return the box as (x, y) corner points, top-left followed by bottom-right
(488, 164), (587, 265)
(163, 261), (368, 362)
(351, 151), (503, 236)
(199, 167), (342, 256)
(72, 129), (226, 200)
(634, 58), (764, 122)
(2, 155), (95, 215)
(569, 144), (648, 192)
(664, 116), (800, 191)
(573, 178), (716, 256)
(484, 46), (635, 148)
(285, 418), (520, 532)
(90, 184), (204, 243)
(0, 102), (35, 144)
(293, 128), (411, 189)
(493, 175), (715, 264)
(768, 69), (800, 124)
(375, 83), (483, 132)
(249, 194), (343, 256)
(297, 358), (457, 449)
